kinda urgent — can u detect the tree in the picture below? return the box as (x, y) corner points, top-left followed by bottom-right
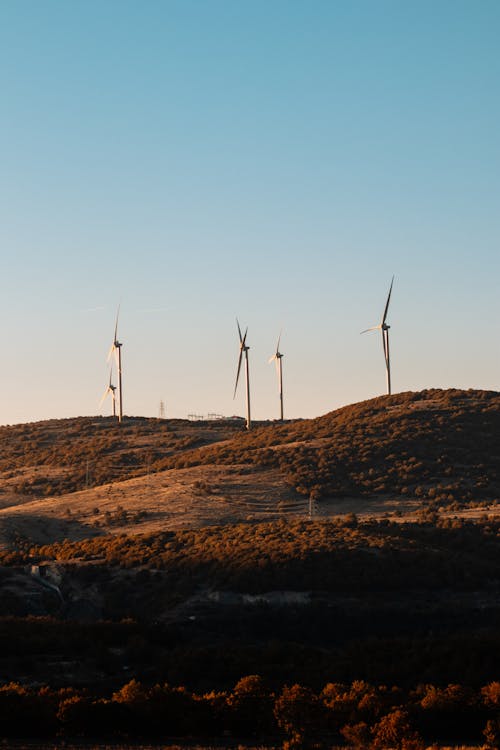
(340, 721), (371, 749)
(483, 717), (500, 748)
(483, 682), (500, 711)
(371, 709), (423, 750)
(274, 684), (326, 749)
(227, 674), (274, 737)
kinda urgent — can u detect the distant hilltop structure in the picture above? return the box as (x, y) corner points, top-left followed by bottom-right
(187, 413), (244, 422)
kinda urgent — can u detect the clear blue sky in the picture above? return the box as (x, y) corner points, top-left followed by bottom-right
(1, 0), (499, 424)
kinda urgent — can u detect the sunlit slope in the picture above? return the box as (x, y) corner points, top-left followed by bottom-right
(0, 415), (244, 506)
(161, 388), (500, 509)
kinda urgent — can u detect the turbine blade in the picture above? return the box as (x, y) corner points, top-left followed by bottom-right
(276, 329), (282, 355)
(360, 325), (381, 334)
(99, 387), (110, 407)
(381, 275), (394, 325)
(233, 350), (243, 398)
(107, 343), (116, 362)
(268, 354), (277, 364)
(114, 305), (120, 342)
(236, 318), (243, 344)
(242, 326), (248, 348)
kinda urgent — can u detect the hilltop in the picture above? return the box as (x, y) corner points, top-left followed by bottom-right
(165, 387), (500, 508)
(0, 388), (499, 548)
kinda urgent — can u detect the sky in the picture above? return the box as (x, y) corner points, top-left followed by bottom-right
(1, 0), (499, 425)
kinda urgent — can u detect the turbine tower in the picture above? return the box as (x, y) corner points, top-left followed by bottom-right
(361, 276), (394, 395)
(99, 368), (117, 418)
(108, 307), (124, 422)
(233, 319), (251, 429)
(269, 331), (284, 421)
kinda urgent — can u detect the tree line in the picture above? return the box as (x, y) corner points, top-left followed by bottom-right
(2, 675), (500, 748)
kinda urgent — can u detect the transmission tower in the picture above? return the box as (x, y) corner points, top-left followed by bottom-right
(159, 400), (166, 420)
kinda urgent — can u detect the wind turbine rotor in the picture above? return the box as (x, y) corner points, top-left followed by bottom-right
(361, 277), (394, 396)
(234, 319), (248, 397)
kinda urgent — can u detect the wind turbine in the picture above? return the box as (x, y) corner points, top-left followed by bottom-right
(233, 319), (251, 429)
(99, 368), (117, 418)
(361, 276), (394, 395)
(269, 331), (284, 421)
(108, 307), (123, 422)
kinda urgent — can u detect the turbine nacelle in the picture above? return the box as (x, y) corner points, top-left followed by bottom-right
(99, 370), (117, 409)
(269, 351), (283, 364)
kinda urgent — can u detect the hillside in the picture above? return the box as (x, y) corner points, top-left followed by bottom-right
(164, 388), (500, 509)
(0, 415), (245, 502)
(1, 514), (500, 695)
(1, 389), (499, 549)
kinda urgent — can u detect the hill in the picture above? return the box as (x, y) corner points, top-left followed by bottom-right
(0, 388), (499, 548)
(164, 387), (500, 509)
(0, 414), (245, 502)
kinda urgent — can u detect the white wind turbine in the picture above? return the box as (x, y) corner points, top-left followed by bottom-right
(233, 319), (251, 429)
(269, 331), (284, 421)
(99, 367), (117, 418)
(107, 307), (123, 422)
(361, 276), (394, 395)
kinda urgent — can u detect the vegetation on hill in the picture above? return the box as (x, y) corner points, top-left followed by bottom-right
(9, 515), (500, 596)
(2, 389), (499, 513)
(2, 516), (500, 695)
(0, 416), (243, 497)
(160, 388), (500, 508)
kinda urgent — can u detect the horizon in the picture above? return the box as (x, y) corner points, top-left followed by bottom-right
(1, 383), (497, 429)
